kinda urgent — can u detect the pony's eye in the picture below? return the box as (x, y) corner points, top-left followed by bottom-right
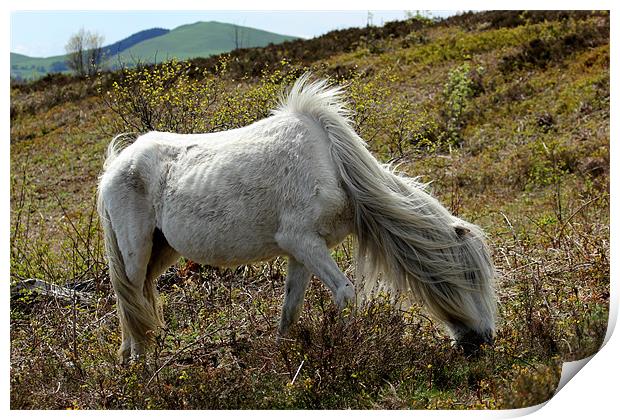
(454, 226), (471, 237)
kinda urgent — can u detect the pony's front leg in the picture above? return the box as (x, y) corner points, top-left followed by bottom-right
(278, 257), (311, 337)
(277, 233), (355, 311)
(118, 333), (145, 365)
(119, 331), (132, 363)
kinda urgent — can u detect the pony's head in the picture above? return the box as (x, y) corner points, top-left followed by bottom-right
(430, 221), (498, 356)
(355, 182), (499, 355)
(450, 323), (495, 356)
(358, 209), (498, 356)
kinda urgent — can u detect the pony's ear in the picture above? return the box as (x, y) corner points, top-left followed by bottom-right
(454, 225), (471, 238)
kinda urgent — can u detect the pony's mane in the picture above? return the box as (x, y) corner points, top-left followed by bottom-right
(273, 72), (351, 122)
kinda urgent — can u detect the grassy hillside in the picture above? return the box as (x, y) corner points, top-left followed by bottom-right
(10, 52), (32, 64)
(101, 27), (170, 57)
(111, 21), (298, 64)
(10, 52), (69, 80)
(10, 11), (609, 409)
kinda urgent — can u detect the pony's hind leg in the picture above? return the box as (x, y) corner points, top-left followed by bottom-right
(277, 233), (355, 310)
(278, 257), (311, 336)
(144, 228), (180, 330)
(146, 228), (180, 281)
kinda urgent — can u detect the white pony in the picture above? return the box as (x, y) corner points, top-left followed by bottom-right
(97, 74), (497, 363)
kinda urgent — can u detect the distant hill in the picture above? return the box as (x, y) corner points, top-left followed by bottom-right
(10, 21), (296, 80)
(102, 27), (170, 57)
(109, 21), (297, 64)
(10, 27), (170, 81)
(10, 52), (69, 80)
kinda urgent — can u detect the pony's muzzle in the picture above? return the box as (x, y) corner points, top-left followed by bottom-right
(456, 329), (494, 357)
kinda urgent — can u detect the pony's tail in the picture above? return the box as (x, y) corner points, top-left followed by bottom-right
(97, 134), (162, 358)
(276, 74), (496, 333)
(98, 209), (163, 355)
(102, 133), (136, 171)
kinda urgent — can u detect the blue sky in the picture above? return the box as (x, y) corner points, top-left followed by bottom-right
(10, 10), (457, 58)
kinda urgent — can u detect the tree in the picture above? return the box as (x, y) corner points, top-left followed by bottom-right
(85, 31), (105, 75)
(65, 28), (86, 76)
(65, 28), (105, 76)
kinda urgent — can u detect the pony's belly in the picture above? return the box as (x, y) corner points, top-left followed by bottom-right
(188, 245), (283, 267)
(163, 229), (283, 268)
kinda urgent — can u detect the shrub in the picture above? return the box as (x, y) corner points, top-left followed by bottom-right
(441, 63), (484, 146)
(100, 59), (222, 134)
(385, 100), (442, 158)
(101, 58), (302, 135)
(207, 63), (301, 131)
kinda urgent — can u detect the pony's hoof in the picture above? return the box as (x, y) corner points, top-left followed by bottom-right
(118, 348), (131, 366)
(336, 283), (355, 308)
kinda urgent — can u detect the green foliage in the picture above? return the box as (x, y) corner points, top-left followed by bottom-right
(386, 101), (442, 157)
(102, 58), (300, 135)
(395, 24), (529, 67)
(499, 17), (609, 73)
(345, 69), (398, 143)
(343, 69), (447, 158)
(208, 64), (300, 131)
(442, 63), (484, 146)
(526, 140), (569, 189)
(100, 59), (219, 134)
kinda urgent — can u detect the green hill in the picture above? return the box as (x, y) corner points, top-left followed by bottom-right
(10, 52), (69, 80)
(110, 21), (298, 64)
(10, 52), (31, 65)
